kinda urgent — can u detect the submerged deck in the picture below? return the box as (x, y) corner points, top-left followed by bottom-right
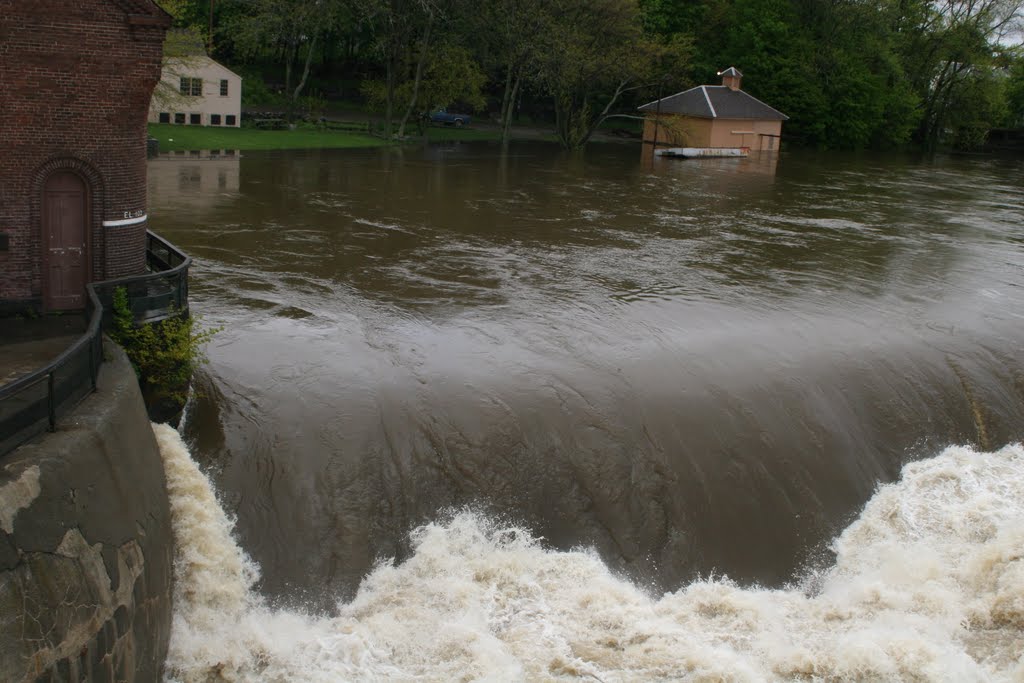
(655, 147), (749, 158)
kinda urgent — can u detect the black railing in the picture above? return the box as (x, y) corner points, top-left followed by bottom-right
(90, 231), (191, 327)
(0, 287), (104, 457)
(0, 230), (189, 457)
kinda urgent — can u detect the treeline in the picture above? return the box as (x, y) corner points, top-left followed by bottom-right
(159, 0), (1024, 150)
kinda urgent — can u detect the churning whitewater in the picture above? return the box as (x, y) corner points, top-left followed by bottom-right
(153, 424), (1024, 682)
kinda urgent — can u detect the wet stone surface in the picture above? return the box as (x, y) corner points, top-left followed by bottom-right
(0, 348), (173, 683)
(0, 317), (86, 385)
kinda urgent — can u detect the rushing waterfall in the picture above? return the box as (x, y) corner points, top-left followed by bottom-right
(152, 147), (1024, 606)
(155, 424), (1023, 682)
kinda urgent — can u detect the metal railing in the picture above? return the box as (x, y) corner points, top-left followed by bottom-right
(90, 231), (191, 327)
(0, 287), (104, 457)
(0, 230), (190, 457)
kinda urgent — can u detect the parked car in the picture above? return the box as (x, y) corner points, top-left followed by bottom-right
(427, 108), (471, 127)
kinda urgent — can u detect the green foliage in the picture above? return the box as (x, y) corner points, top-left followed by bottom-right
(1002, 51), (1024, 126)
(155, 0), (222, 29)
(154, 0), (191, 21)
(109, 287), (220, 408)
(947, 68), (1009, 149)
(237, 66), (288, 108)
(716, 0), (825, 145)
(302, 90), (329, 119)
(360, 79), (387, 113)
(151, 27), (208, 112)
(228, 0), (341, 119)
(362, 44), (487, 116)
(420, 44), (488, 113)
(893, 0), (1022, 149)
(532, 0), (689, 150)
(640, 0), (1022, 150)
(156, 0), (1022, 152)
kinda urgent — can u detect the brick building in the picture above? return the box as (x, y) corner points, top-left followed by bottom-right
(0, 0), (170, 313)
(639, 68), (788, 153)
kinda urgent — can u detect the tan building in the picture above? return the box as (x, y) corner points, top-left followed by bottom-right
(639, 68), (787, 153)
(149, 55), (242, 127)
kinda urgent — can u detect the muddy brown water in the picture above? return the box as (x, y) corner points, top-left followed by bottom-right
(148, 143), (1024, 610)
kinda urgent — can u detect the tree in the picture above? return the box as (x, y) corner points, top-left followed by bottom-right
(533, 0), (690, 150)
(151, 1), (209, 114)
(470, 0), (549, 143)
(156, 0), (250, 59)
(714, 0), (827, 145)
(640, 0), (1022, 150)
(358, 0), (441, 137)
(230, 0), (339, 120)
(362, 43), (486, 132)
(947, 65), (1009, 147)
(163, 0), (1021, 151)
(797, 0), (919, 148)
(895, 0), (1024, 150)
(1005, 49), (1024, 126)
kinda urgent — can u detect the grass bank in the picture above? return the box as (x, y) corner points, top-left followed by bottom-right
(148, 123), (382, 151)
(149, 122), (506, 152)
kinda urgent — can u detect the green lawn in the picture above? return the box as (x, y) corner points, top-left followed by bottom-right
(148, 123), (384, 152)
(149, 122), (506, 152)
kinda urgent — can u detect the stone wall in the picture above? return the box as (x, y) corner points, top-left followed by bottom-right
(0, 344), (173, 683)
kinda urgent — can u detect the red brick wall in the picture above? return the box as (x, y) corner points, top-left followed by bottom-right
(0, 0), (168, 308)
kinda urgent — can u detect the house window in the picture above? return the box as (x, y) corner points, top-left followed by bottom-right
(174, 113), (185, 124)
(220, 79), (229, 96)
(226, 115), (236, 126)
(189, 113), (201, 125)
(210, 114), (222, 125)
(159, 112), (170, 123)
(180, 77), (203, 96)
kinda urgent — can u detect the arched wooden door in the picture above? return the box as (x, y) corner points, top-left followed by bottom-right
(42, 171), (89, 310)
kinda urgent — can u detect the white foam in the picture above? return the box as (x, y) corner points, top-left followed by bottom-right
(154, 424), (1024, 682)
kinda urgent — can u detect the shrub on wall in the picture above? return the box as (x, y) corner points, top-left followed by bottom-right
(109, 286), (219, 417)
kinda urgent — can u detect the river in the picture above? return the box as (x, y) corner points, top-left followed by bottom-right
(147, 143), (1024, 680)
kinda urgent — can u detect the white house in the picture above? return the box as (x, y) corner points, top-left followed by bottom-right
(149, 56), (242, 127)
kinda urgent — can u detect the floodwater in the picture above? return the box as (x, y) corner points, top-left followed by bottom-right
(147, 143), (1024, 679)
